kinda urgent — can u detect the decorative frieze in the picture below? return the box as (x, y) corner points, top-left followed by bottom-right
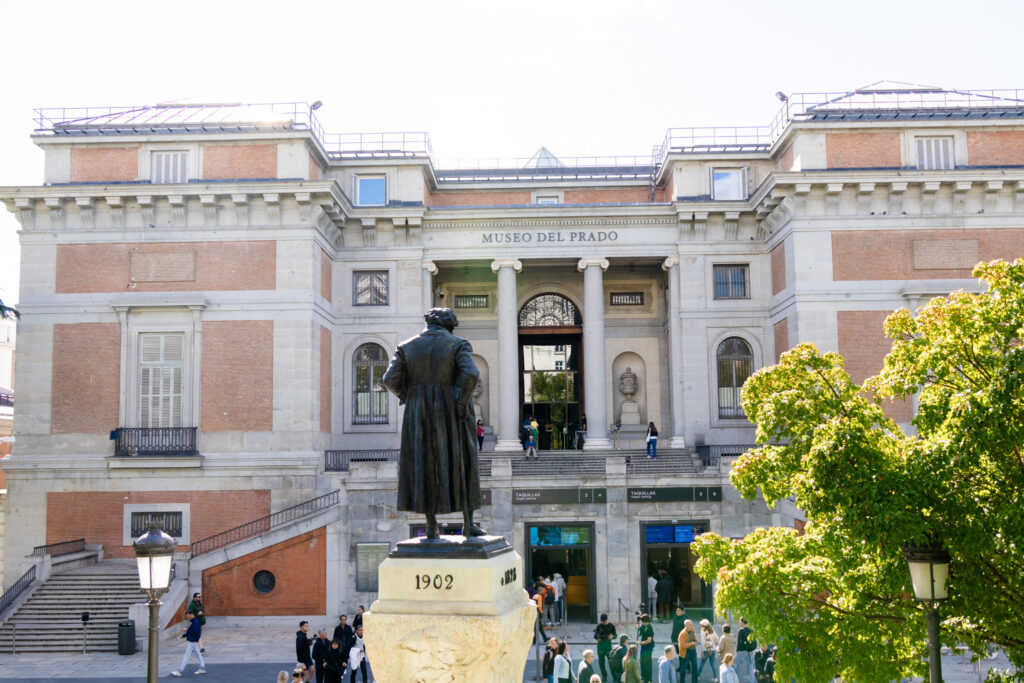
(952, 181), (972, 214)
(75, 197), (94, 226)
(45, 197), (64, 228)
(137, 195), (154, 226)
(984, 181), (1003, 214)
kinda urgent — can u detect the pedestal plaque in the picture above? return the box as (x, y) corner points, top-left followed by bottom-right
(363, 535), (536, 683)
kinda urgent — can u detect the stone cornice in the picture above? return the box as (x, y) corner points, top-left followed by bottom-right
(426, 215), (676, 231)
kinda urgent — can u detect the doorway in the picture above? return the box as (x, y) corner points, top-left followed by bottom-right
(641, 522), (714, 623)
(525, 522), (596, 623)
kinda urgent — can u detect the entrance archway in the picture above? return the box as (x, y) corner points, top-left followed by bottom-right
(518, 293), (583, 450)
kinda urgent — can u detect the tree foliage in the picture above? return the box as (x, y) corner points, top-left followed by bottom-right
(692, 259), (1024, 682)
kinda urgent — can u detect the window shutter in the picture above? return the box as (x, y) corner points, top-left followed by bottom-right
(152, 151), (188, 183)
(916, 137), (953, 170)
(138, 333), (185, 428)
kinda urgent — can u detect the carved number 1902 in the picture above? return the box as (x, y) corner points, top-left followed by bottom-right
(415, 573), (454, 590)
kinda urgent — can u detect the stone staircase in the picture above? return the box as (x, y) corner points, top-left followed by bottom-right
(0, 561), (142, 653)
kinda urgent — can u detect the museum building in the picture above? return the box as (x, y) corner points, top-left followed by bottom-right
(2, 82), (1024, 624)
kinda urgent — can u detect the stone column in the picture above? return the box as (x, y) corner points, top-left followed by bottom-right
(578, 257), (612, 449)
(421, 260), (437, 313)
(662, 256), (687, 448)
(490, 258), (523, 451)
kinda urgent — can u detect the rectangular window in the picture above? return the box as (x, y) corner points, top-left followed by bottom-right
(454, 294), (488, 309)
(357, 176), (387, 206)
(139, 333), (184, 428)
(151, 151), (188, 184)
(355, 542), (390, 592)
(535, 195), (559, 205)
(713, 265), (749, 300)
(353, 271), (389, 306)
(610, 292), (644, 306)
(130, 511), (183, 538)
(916, 137), (954, 170)
(711, 168), (747, 200)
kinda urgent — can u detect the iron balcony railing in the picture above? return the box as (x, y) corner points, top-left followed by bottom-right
(189, 489), (340, 557)
(30, 538), (85, 557)
(0, 566), (36, 616)
(325, 449), (400, 472)
(696, 444), (753, 470)
(113, 427), (198, 457)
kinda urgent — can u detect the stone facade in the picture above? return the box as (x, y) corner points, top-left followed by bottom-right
(1, 83), (1023, 620)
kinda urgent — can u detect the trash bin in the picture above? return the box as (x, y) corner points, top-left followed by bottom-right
(117, 620), (136, 655)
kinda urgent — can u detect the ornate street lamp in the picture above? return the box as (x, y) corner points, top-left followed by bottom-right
(904, 546), (950, 683)
(133, 524), (176, 683)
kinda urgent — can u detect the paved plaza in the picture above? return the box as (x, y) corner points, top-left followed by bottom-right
(0, 617), (1013, 682)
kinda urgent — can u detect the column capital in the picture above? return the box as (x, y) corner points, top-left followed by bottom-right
(422, 260), (438, 275)
(490, 258), (523, 273)
(661, 255), (679, 271)
(576, 257), (609, 272)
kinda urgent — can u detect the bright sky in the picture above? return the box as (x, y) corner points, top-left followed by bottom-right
(1, 0), (1021, 307)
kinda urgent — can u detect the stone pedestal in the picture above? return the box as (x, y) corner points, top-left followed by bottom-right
(619, 400), (641, 424)
(363, 535), (536, 683)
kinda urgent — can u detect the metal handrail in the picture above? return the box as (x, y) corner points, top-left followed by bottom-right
(30, 538), (85, 557)
(0, 566), (36, 616)
(189, 489), (339, 556)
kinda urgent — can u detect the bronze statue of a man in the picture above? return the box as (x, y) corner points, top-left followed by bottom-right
(381, 308), (485, 539)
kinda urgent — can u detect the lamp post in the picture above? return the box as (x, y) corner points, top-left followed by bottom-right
(133, 524), (176, 683)
(904, 546), (950, 683)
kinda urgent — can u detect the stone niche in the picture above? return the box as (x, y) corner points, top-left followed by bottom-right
(612, 352), (647, 425)
(472, 354), (490, 426)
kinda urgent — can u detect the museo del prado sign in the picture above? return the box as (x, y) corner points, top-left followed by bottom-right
(481, 229), (619, 244)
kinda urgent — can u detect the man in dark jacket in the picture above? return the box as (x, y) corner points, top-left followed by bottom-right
(381, 308), (484, 539)
(170, 611), (205, 676)
(542, 637), (558, 681)
(754, 642), (775, 683)
(296, 621), (315, 682)
(609, 634), (630, 682)
(594, 613), (618, 681)
(736, 618), (757, 683)
(655, 571), (674, 622)
(312, 628), (331, 683)
(186, 592), (207, 653)
(333, 615), (354, 658)
(577, 649), (599, 683)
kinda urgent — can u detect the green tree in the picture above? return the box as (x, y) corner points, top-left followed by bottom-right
(692, 259), (1024, 682)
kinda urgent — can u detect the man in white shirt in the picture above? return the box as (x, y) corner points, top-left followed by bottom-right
(648, 573), (658, 614)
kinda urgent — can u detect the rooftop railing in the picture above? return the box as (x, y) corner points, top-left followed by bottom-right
(433, 156), (655, 182)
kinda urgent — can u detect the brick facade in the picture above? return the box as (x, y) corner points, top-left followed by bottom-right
(69, 147), (138, 182)
(46, 489), (271, 559)
(320, 326), (332, 433)
(320, 249), (332, 302)
(778, 144), (795, 172)
(770, 241), (786, 295)
(428, 190), (531, 206)
(201, 527), (326, 616)
(308, 155), (321, 181)
(563, 188), (650, 203)
(966, 130), (1024, 166)
(836, 310), (912, 422)
(56, 241), (276, 293)
(826, 133), (901, 168)
(202, 144), (277, 180)
(831, 228), (1024, 281)
(201, 321), (273, 432)
(773, 318), (789, 363)
(51, 323), (120, 434)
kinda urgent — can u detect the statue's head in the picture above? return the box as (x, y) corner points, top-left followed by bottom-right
(425, 307), (458, 332)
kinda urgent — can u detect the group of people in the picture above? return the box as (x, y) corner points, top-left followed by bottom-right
(528, 573), (569, 640)
(291, 608), (369, 683)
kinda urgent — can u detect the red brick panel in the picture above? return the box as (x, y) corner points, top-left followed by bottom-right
(770, 241), (786, 295)
(202, 144), (278, 180)
(831, 229), (1024, 281)
(773, 318), (789, 364)
(202, 527), (326, 616)
(826, 133), (901, 168)
(46, 490), (271, 559)
(69, 147), (138, 182)
(308, 155), (321, 181)
(778, 144), (795, 172)
(563, 189), (649, 203)
(966, 131), (1024, 166)
(837, 310), (912, 422)
(428, 190), (531, 206)
(56, 241), (276, 293)
(320, 326), (332, 433)
(51, 323), (120, 434)
(201, 321), (273, 432)
(320, 249), (332, 302)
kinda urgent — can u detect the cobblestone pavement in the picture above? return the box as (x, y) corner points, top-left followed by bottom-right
(0, 618), (1014, 681)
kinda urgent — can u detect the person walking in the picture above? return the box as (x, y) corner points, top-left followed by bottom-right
(696, 619), (720, 682)
(348, 625), (368, 683)
(312, 629), (331, 683)
(186, 592), (207, 653)
(623, 644), (642, 683)
(543, 576), (558, 626)
(637, 613), (655, 683)
(670, 607), (687, 644)
(594, 613), (617, 681)
(295, 621), (315, 683)
(169, 611), (206, 676)
(577, 649), (599, 683)
(719, 653), (739, 683)
(657, 644), (678, 683)
(735, 618), (756, 683)
(645, 421), (659, 458)
(676, 619), (699, 683)
(609, 634), (629, 683)
(552, 572), (567, 625)
(553, 641), (573, 683)
(543, 637), (559, 683)
(533, 582), (549, 641)
(325, 639), (346, 683)
(476, 419), (485, 449)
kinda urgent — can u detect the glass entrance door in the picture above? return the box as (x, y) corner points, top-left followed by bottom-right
(521, 339), (581, 450)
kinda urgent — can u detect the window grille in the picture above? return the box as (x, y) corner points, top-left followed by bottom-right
(131, 511), (183, 538)
(151, 151), (188, 184)
(519, 294), (582, 327)
(454, 294), (488, 309)
(713, 265), (749, 299)
(717, 337), (752, 419)
(139, 333), (183, 428)
(353, 343), (389, 424)
(916, 137), (954, 170)
(610, 292), (644, 306)
(353, 271), (388, 306)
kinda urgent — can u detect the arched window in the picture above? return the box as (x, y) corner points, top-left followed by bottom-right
(519, 294), (582, 327)
(352, 343), (389, 424)
(717, 337), (752, 419)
